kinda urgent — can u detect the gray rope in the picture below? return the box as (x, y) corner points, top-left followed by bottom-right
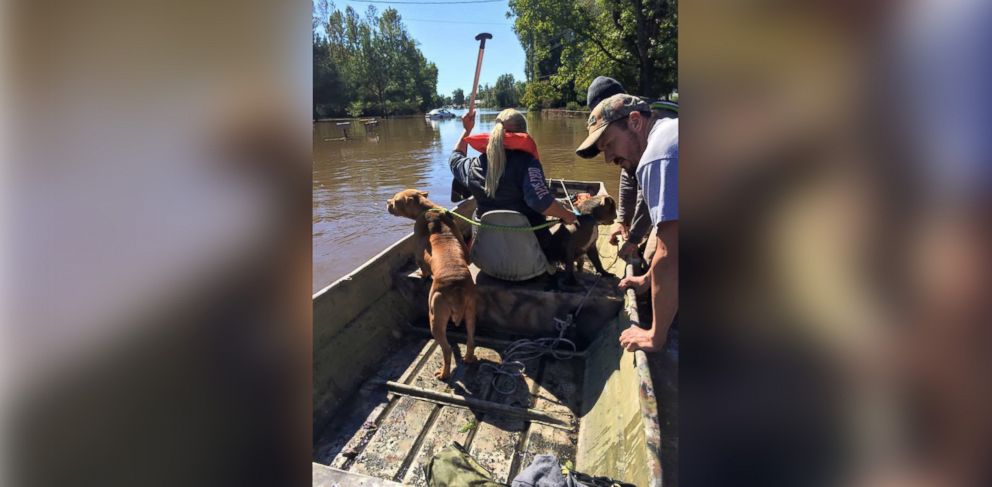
(481, 317), (578, 395)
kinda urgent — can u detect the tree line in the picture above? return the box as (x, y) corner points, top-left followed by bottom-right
(312, 0), (677, 117)
(472, 74), (526, 109)
(434, 74), (524, 110)
(509, 0), (678, 110)
(313, 1), (442, 118)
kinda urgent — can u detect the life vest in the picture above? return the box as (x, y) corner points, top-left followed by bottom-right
(465, 132), (541, 161)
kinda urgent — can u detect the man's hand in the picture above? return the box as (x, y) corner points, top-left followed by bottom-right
(618, 273), (650, 294)
(608, 222), (628, 245)
(618, 241), (639, 258)
(462, 110), (476, 132)
(619, 325), (664, 352)
(544, 200), (577, 225)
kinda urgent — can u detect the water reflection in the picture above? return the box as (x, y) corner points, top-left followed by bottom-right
(313, 110), (621, 291)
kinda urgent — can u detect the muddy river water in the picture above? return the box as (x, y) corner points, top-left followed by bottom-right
(313, 109), (622, 291)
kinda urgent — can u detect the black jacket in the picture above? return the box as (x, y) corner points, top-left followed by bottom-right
(449, 149), (555, 227)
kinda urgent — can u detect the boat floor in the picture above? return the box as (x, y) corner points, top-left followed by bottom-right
(313, 337), (583, 486)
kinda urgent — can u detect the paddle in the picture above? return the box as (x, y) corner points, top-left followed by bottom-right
(452, 33), (493, 202)
(466, 33), (492, 112)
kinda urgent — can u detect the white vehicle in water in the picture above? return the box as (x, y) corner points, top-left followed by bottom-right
(425, 108), (457, 120)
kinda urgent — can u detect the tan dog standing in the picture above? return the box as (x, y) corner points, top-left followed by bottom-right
(386, 189), (478, 379)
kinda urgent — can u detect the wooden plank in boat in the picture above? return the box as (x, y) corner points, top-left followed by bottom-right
(392, 339), (437, 389)
(385, 381), (572, 427)
(531, 357), (583, 419)
(400, 406), (475, 486)
(463, 353), (539, 485)
(408, 341), (490, 394)
(350, 396), (437, 480)
(468, 414), (526, 484)
(449, 344), (501, 399)
(327, 399), (390, 469)
(515, 422), (577, 479)
(407, 340), (450, 393)
(320, 339), (430, 467)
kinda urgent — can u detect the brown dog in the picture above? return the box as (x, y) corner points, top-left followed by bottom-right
(387, 189), (477, 379)
(547, 195), (618, 284)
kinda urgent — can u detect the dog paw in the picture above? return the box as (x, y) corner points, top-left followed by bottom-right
(434, 369), (450, 380)
(463, 353), (478, 364)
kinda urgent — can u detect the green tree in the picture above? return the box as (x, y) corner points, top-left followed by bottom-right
(493, 74), (519, 108)
(514, 81), (527, 107)
(521, 80), (558, 110)
(452, 88), (465, 106)
(312, 2), (443, 117)
(476, 83), (494, 108)
(508, 0), (677, 106)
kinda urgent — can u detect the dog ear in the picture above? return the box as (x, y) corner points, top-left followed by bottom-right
(418, 191), (429, 197)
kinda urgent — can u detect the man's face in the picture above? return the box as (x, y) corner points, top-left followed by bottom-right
(595, 114), (647, 171)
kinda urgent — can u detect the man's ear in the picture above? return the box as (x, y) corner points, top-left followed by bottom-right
(628, 111), (644, 132)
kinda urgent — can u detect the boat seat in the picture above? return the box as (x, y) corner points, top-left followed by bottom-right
(470, 210), (551, 281)
(395, 234), (624, 344)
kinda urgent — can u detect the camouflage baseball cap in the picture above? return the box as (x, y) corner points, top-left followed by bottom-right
(575, 94), (651, 158)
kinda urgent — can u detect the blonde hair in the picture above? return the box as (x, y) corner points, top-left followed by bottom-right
(485, 109), (528, 197)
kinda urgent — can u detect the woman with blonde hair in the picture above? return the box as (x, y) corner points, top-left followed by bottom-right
(450, 109), (576, 253)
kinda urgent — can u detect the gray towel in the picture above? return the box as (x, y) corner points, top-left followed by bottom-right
(511, 455), (573, 487)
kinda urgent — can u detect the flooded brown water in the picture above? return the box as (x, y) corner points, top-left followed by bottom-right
(313, 109), (622, 292)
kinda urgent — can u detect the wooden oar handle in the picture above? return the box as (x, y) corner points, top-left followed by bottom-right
(468, 48), (485, 111)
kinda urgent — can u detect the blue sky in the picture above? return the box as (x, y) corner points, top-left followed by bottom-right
(327, 0), (526, 96)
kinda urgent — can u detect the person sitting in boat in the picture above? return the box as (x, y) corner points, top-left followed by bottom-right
(449, 109), (577, 255)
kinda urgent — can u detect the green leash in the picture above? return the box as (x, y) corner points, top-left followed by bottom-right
(427, 207), (560, 232)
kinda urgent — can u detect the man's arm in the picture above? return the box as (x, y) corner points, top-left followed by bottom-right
(619, 220), (678, 352)
(450, 111), (477, 198)
(617, 168), (638, 226)
(449, 151), (474, 189)
(626, 191), (653, 245)
(609, 168), (638, 246)
(453, 110), (475, 154)
(649, 221), (678, 347)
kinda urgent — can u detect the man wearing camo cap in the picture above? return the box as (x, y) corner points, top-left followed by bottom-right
(576, 93), (678, 352)
(586, 77), (678, 260)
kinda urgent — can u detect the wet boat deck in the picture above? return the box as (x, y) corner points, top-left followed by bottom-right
(313, 337), (583, 486)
